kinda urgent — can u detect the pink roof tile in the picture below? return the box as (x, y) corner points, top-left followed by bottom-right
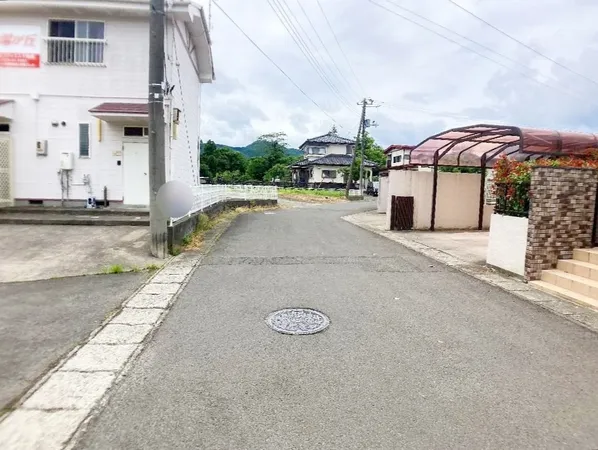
(89, 102), (149, 115)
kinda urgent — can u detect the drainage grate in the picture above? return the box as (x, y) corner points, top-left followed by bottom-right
(266, 308), (330, 335)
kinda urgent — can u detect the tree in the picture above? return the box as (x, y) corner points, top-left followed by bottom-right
(264, 163), (292, 183)
(246, 157), (269, 181)
(201, 140), (246, 179)
(352, 131), (385, 167)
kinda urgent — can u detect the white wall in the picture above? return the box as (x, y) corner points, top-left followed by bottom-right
(487, 214), (529, 276)
(326, 144), (349, 156)
(377, 175), (388, 213)
(166, 21), (201, 187)
(311, 166), (344, 184)
(0, 12), (204, 203)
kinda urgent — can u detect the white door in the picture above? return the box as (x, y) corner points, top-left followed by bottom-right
(123, 142), (149, 206)
(0, 136), (11, 207)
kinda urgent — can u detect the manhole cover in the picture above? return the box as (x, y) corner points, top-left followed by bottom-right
(266, 308), (330, 335)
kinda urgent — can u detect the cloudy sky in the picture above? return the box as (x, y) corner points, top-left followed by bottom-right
(200, 0), (598, 149)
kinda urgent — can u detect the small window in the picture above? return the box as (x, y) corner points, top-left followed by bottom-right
(322, 170), (337, 179)
(123, 126), (148, 137)
(0, 124), (9, 132)
(404, 154), (410, 161)
(393, 155), (402, 163)
(308, 146), (326, 155)
(79, 123), (90, 157)
(48, 20), (105, 64)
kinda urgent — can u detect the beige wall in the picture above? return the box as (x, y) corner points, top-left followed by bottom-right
(386, 170), (491, 230)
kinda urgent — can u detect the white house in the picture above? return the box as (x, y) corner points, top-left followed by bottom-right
(0, 0), (214, 207)
(384, 144), (414, 169)
(290, 127), (376, 188)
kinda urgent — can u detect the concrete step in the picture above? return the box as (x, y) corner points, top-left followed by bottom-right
(0, 206), (149, 216)
(557, 259), (598, 281)
(531, 280), (598, 311)
(541, 269), (598, 299)
(572, 248), (598, 265)
(0, 213), (149, 226)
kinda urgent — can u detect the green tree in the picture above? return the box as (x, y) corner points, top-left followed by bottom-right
(264, 163), (292, 182)
(246, 157), (269, 181)
(355, 132), (385, 167)
(201, 140), (247, 179)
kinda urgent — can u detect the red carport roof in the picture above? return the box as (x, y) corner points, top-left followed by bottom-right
(0, 99), (14, 106)
(89, 102), (149, 115)
(409, 124), (598, 167)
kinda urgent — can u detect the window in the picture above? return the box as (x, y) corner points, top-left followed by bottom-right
(322, 170), (337, 179)
(48, 20), (105, 64)
(0, 124), (9, 132)
(308, 146), (326, 155)
(123, 126), (149, 137)
(393, 155), (402, 163)
(79, 123), (90, 157)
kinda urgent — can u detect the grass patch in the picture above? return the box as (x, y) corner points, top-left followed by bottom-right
(102, 264), (125, 274)
(181, 205), (277, 251)
(145, 263), (161, 271)
(278, 188), (347, 203)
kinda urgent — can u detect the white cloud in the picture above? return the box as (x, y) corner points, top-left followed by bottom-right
(202, 0), (598, 148)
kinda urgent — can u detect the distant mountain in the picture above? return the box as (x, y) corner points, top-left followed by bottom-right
(201, 140), (302, 158)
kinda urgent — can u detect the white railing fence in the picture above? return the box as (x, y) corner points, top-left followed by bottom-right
(170, 184), (278, 224)
(45, 37), (106, 65)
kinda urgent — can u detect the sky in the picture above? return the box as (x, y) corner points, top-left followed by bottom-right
(200, 0), (598, 149)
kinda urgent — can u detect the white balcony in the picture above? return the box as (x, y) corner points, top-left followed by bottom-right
(45, 37), (106, 66)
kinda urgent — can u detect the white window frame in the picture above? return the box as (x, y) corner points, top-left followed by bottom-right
(393, 154), (402, 163)
(308, 146), (326, 155)
(322, 169), (337, 179)
(78, 123), (90, 158)
(46, 19), (107, 66)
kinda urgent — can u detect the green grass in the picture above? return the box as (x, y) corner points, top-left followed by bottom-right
(279, 188), (345, 198)
(145, 263), (161, 271)
(102, 264), (125, 274)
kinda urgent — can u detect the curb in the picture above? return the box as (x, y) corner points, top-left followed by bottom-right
(343, 213), (598, 334)
(0, 217), (234, 450)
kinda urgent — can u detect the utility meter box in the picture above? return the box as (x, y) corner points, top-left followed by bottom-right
(36, 140), (48, 156)
(60, 152), (74, 170)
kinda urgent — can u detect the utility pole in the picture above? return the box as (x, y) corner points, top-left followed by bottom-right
(148, 0), (168, 258)
(345, 99), (367, 199)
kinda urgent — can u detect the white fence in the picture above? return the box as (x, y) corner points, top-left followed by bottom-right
(170, 185), (278, 224)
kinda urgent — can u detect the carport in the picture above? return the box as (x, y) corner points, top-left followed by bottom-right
(407, 124), (598, 231)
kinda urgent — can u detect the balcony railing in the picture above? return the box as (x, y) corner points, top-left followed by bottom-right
(45, 37), (106, 66)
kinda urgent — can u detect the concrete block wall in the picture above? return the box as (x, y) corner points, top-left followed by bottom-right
(525, 167), (598, 280)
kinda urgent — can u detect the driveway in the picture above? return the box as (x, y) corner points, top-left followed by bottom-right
(0, 225), (159, 282)
(77, 202), (598, 449)
(0, 273), (149, 414)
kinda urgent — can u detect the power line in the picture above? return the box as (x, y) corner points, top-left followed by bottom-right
(316, 0), (366, 97)
(267, 0), (355, 110)
(367, 0), (587, 103)
(379, 102), (506, 122)
(294, 0), (361, 99)
(383, 0), (573, 93)
(446, 0), (598, 89)
(212, 0), (344, 127)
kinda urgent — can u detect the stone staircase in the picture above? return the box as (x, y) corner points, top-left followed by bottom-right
(531, 248), (598, 311)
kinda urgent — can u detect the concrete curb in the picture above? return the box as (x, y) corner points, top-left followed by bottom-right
(343, 212), (598, 334)
(0, 217), (234, 450)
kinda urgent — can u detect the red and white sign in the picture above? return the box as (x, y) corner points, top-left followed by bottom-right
(0, 26), (41, 68)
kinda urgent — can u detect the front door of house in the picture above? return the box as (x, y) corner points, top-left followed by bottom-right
(123, 142), (149, 206)
(0, 135), (11, 207)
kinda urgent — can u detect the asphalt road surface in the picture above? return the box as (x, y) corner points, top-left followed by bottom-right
(77, 201), (598, 449)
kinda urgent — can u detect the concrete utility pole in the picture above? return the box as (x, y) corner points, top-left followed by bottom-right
(345, 99), (367, 199)
(148, 0), (168, 258)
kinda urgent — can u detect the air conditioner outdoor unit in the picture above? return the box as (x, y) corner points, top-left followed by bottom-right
(36, 140), (48, 156)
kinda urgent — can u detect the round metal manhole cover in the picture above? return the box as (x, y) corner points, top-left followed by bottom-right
(266, 308), (330, 335)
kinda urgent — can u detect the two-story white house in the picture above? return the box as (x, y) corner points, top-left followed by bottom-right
(290, 127), (377, 188)
(384, 144), (415, 169)
(0, 0), (214, 207)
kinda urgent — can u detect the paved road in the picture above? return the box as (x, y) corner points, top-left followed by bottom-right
(0, 273), (149, 413)
(77, 202), (598, 449)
